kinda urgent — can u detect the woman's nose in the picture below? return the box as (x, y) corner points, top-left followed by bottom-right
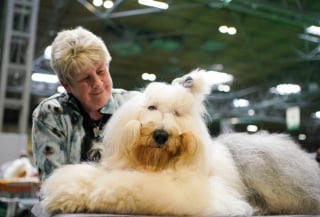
(92, 75), (103, 88)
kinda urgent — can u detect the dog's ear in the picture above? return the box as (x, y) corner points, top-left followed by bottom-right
(172, 69), (212, 96)
(179, 131), (201, 165)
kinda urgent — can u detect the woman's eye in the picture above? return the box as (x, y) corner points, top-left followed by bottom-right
(148, 105), (157, 110)
(97, 70), (105, 75)
(78, 76), (89, 82)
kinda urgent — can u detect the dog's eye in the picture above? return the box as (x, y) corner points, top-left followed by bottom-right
(174, 110), (180, 117)
(148, 105), (157, 110)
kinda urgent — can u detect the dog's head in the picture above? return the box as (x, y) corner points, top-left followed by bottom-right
(100, 69), (213, 171)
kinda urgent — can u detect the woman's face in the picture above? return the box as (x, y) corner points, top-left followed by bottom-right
(62, 62), (112, 114)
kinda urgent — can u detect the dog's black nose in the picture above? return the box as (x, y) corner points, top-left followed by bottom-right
(153, 129), (169, 145)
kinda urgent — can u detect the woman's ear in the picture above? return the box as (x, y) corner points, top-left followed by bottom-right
(60, 80), (71, 93)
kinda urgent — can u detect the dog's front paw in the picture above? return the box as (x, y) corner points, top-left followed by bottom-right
(42, 190), (88, 213)
(87, 171), (141, 214)
(42, 164), (102, 213)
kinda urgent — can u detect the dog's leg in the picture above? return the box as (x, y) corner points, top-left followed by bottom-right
(87, 169), (229, 216)
(87, 170), (142, 214)
(206, 142), (254, 216)
(42, 163), (102, 213)
(207, 176), (254, 216)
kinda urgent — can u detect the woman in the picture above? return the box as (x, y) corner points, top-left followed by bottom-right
(32, 26), (136, 184)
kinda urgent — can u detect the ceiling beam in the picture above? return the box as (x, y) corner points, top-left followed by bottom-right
(223, 0), (320, 26)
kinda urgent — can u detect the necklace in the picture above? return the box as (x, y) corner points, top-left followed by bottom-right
(90, 114), (111, 140)
(92, 119), (103, 138)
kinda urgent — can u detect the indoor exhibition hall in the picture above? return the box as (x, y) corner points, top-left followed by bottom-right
(0, 0), (320, 216)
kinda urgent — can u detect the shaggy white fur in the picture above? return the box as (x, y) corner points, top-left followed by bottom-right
(1, 157), (37, 179)
(42, 69), (320, 216)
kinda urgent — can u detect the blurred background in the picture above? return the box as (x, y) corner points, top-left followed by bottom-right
(1, 0), (320, 158)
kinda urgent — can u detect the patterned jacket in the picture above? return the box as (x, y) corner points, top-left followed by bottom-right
(32, 89), (136, 183)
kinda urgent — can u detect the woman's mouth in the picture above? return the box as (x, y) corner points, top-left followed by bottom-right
(91, 90), (104, 96)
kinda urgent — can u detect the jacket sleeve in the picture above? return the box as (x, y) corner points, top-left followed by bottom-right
(31, 100), (82, 183)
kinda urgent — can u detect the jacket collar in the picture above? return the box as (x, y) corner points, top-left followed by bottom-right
(67, 93), (116, 115)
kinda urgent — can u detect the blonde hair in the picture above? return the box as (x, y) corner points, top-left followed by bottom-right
(50, 26), (111, 84)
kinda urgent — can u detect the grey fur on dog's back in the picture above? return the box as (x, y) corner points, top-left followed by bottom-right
(217, 131), (320, 215)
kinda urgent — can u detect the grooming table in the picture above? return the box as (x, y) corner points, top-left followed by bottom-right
(54, 215), (159, 217)
(53, 214), (320, 217)
(32, 202), (320, 217)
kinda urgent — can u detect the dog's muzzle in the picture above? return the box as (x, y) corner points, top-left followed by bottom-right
(152, 129), (169, 145)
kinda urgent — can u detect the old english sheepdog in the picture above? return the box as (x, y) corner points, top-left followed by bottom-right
(42, 69), (320, 216)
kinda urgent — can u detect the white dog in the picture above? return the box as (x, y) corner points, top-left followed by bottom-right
(42, 69), (320, 216)
(1, 156), (37, 179)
